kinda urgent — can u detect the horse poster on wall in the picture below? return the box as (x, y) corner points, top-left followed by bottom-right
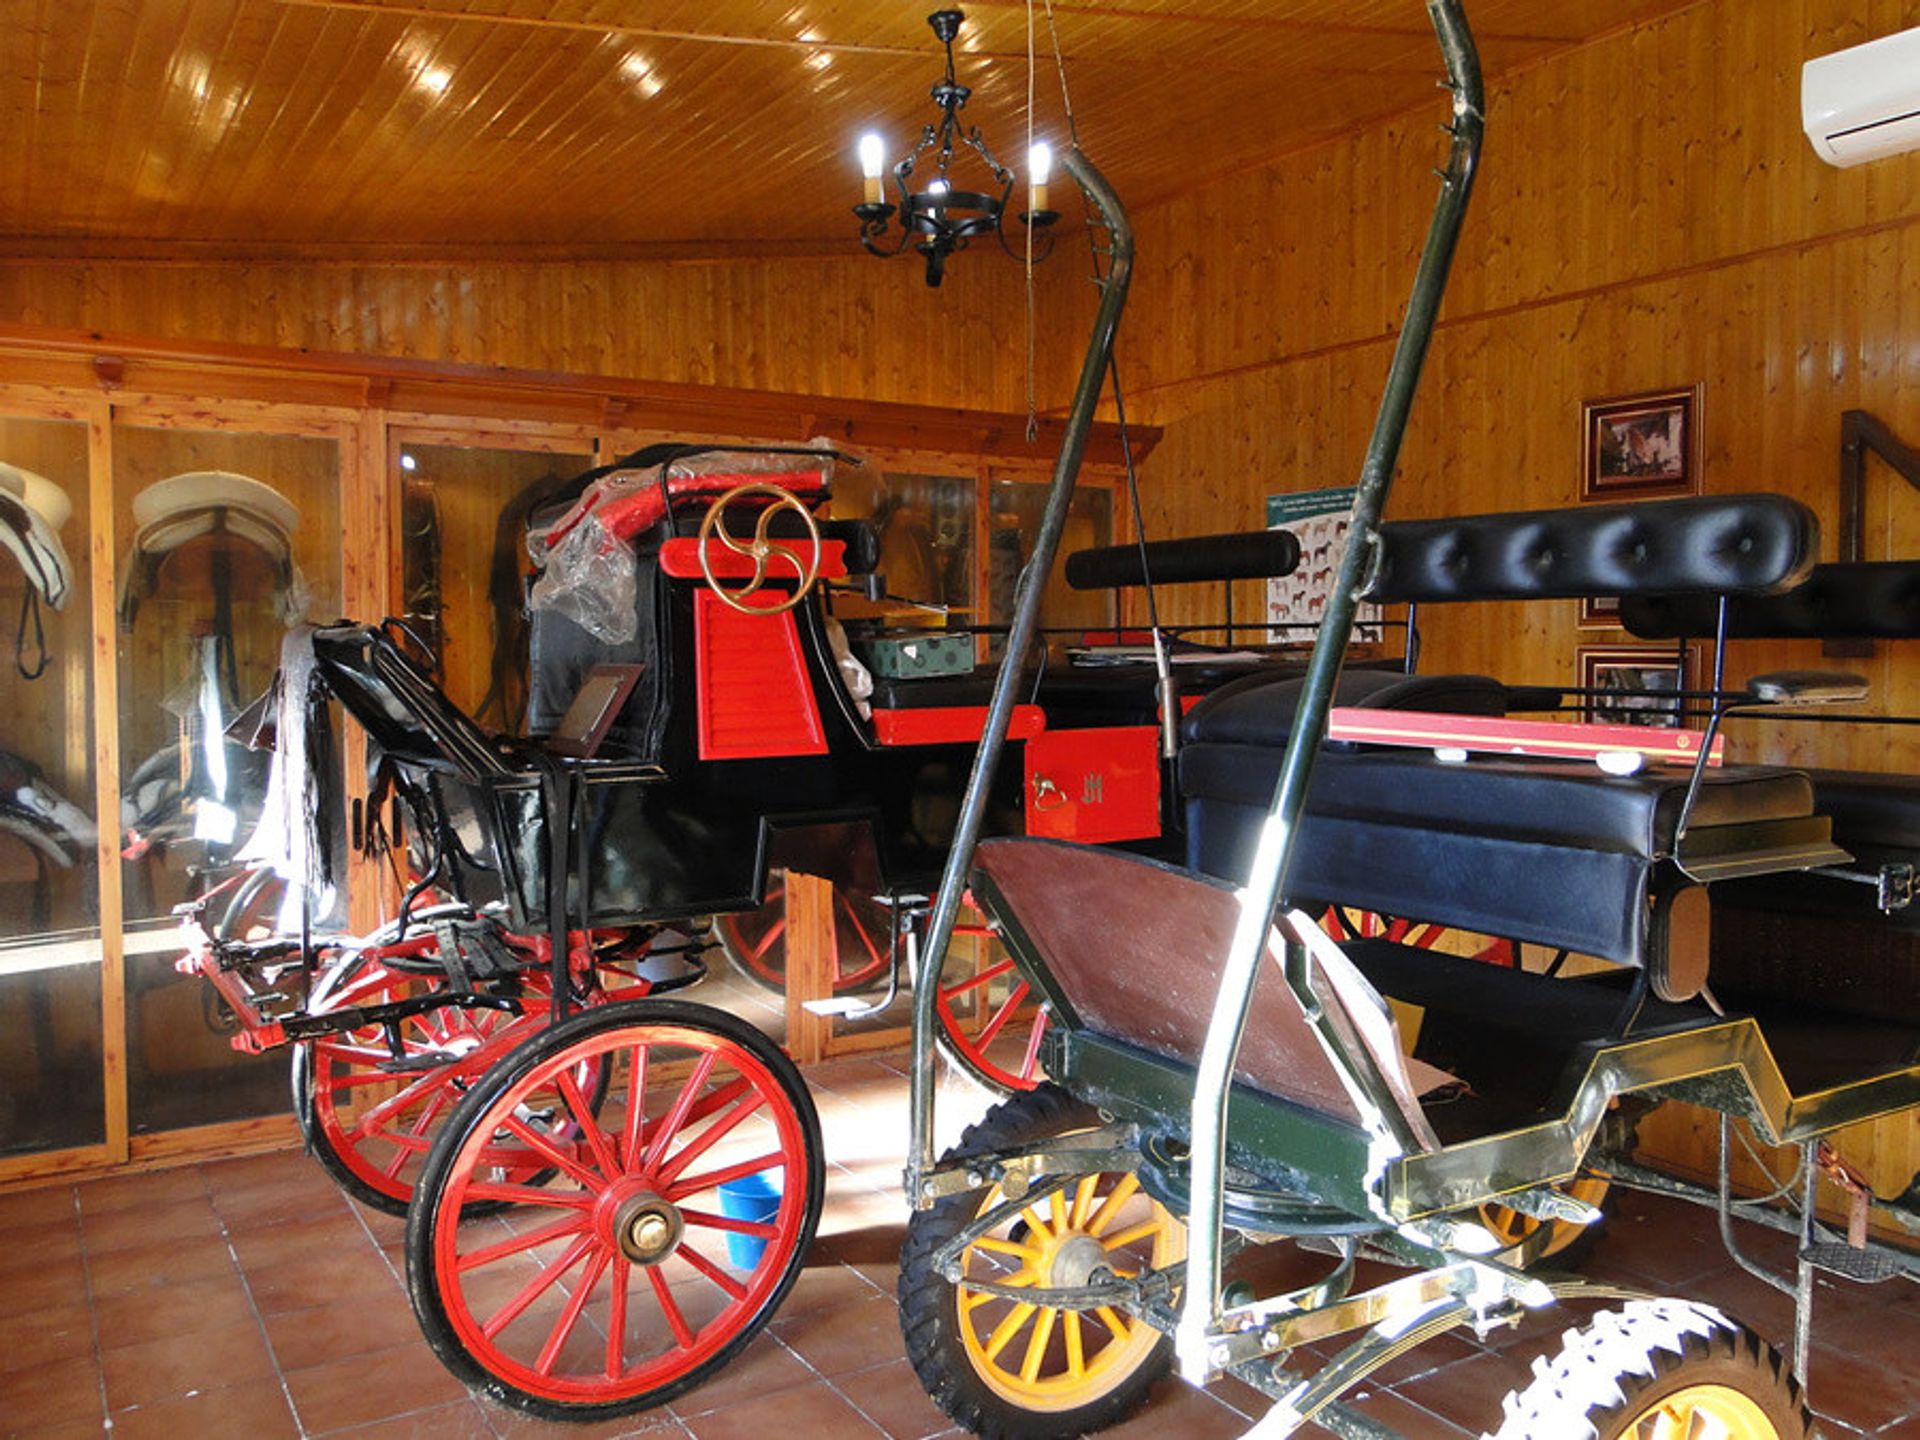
(1265, 487), (1380, 645)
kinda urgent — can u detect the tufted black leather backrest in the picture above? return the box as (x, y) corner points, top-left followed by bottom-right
(1621, 561), (1920, 640)
(1364, 494), (1818, 605)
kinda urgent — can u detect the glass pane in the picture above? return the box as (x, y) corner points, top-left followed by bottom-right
(0, 417), (104, 1156)
(989, 480), (1114, 654)
(397, 442), (595, 731)
(113, 424), (343, 1134)
(828, 470), (977, 625)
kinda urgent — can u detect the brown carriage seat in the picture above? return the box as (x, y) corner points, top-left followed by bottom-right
(970, 837), (1442, 1150)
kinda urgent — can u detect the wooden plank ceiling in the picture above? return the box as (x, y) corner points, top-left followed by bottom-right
(4, 0), (1703, 261)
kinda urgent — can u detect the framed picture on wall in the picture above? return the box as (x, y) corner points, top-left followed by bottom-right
(1577, 594), (1622, 629)
(1581, 386), (1701, 501)
(1577, 643), (1703, 729)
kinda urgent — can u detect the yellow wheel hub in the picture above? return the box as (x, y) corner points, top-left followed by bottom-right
(956, 1173), (1185, 1413)
(1629, 1383), (1780, 1439)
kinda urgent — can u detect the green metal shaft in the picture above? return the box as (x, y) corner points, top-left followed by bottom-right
(1175, 0), (1485, 1383)
(905, 147), (1133, 1203)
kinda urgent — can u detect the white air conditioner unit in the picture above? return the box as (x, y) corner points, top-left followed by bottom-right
(1803, 25), (1920, 167)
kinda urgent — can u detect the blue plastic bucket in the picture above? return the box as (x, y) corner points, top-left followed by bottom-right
(717, 1170), (783, 1269)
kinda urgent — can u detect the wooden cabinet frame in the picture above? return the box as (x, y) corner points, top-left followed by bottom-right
(0, 325), (1155, 1186)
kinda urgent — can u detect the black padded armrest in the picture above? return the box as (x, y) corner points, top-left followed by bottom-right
(1365, 494), (1818, 605)
(1065, 530), (1301, 590)
(1621, 561), (1920, 640)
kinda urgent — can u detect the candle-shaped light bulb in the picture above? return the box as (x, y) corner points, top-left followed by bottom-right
(1028, 141), (1052, 214)
(858, 132), (886, 205)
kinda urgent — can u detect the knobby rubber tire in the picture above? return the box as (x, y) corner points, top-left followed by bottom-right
(1485, 1298), (1811, 1439)
(898, 1083), (1179, 1440)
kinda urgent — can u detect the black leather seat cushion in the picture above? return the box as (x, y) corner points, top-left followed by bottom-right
(1805, 769), (1920, 856)
(1181, 749), (1814, 861)
(1181, 742), (1814, 966)
(1182, 670), (1508, 748)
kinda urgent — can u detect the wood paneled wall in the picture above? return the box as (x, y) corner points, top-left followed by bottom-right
(0, 254), (1058, 415)
(1121, 0), (1920, 769)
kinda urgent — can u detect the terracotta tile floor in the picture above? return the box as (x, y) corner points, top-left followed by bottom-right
(2, 1054), (1917, 1438)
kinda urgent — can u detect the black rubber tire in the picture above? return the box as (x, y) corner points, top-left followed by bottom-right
(898, 1083), (1178, 1440)
(1487, 1298), (1812, 1439)
(405, 998), (823, 1422)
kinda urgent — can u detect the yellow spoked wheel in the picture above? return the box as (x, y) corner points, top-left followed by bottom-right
(1489, 1299), (1811, 1440)
(899, 1085), (1183, 1439)
(1478, 1174), (1611, 1269)
(1624, 1384), (1782, 1438)
(957, 1168), (1185, 1412)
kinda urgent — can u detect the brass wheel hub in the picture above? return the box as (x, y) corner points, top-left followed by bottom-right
(609, 1191), (684, 1265)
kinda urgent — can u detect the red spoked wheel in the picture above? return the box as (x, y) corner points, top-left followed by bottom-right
(934, 925), (1047, 1096)
(712, 872), (894, 994)
(1322, 906), (1516, 967)
(291, 954), (549, 1215)
(292, 914), (628, 1216)
(405, 999), (823, 1421)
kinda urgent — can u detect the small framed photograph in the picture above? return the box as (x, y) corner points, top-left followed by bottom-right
(1581, 386), (1701, 500)
(1577, 594), (1622, 630)
(1577, 644), (1702, 729)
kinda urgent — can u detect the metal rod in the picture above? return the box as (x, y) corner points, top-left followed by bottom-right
(1174, 0), (1484, 1383)
(905, 145), (1133, 1204)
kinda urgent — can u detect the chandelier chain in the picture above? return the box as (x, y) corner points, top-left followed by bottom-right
(1039, 0), (1162, 638)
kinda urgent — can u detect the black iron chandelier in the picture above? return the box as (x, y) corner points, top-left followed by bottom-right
(853, 9), (1058, 288)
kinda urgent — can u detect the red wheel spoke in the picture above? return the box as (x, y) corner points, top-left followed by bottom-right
(354, 1061), (474, 1136)
(748, 915), (785, 964)
(941, 958), (1016, 1000)
(535, 1249), (609, 1377)
(644, 1053), (717, 1169)
(666, 1150), (784, 1201)
(483, 1232), (595, 1339)
(500, 1115), (604, 1191)
(457, 1214), (589, 1273)
(460, 1181), (596, 1210)
(1018, 1006), (1049, 1079)
(605, 1258), (631, 1381)
(677, 1206), (775, 1240)
(832, 894), (890, 985)
(654, 1082), (761, 1187)
(621, 1042), (650, 1170)
(677, 1239), (748, 1299)
(558, 1071), (621, 1181)
(380, 1089), (449, 1177)
(645, 1265), (695, 1351)
(974, 982), (1031, 1050)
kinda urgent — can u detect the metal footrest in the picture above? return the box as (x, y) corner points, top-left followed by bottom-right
(1800, 1243), (1908, 1282)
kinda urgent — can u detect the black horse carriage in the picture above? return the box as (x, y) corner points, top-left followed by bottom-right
(178, 431), (1315, 1416)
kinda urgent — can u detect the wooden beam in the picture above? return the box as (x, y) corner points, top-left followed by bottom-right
(0, 325), (1159, 468)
